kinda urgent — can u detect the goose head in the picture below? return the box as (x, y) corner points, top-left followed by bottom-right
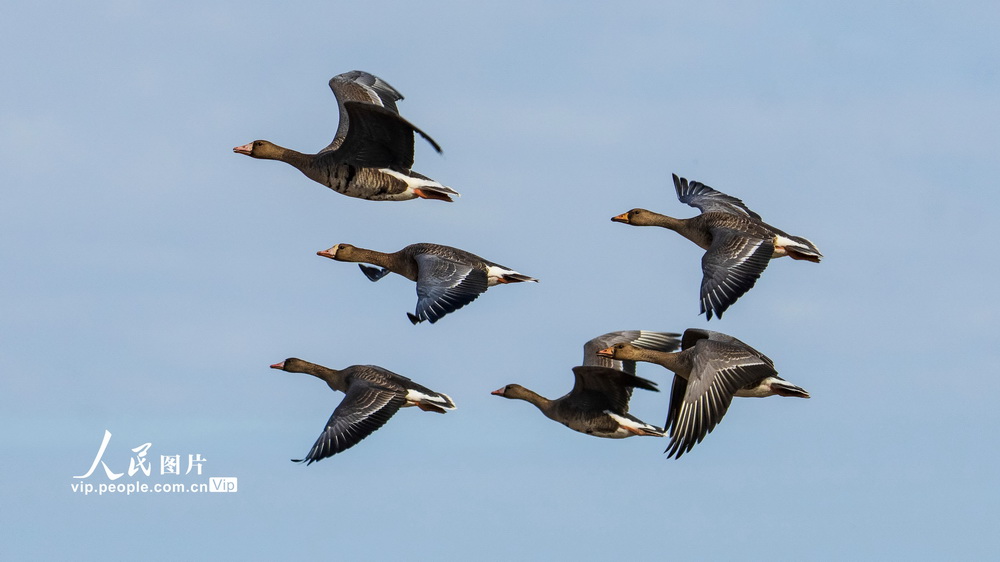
(596, 343), (640, 360)
(491, 384), (530, 399)
(233, 140), (283, 160)
(611, 208), (666, 227)
(270, 357), (311, 373)
(317, 243), (356, 261)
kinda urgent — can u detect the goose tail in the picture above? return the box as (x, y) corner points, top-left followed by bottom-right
(770, 379), (810, 398)
(775, 234), (822, 262)
(499, 273), (539, 284)
(407, 389), (456, 413)
(486, 265), (539, 284)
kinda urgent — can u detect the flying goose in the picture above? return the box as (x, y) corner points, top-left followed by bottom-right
(598, 328), (809, 458)
(317, 242), (537, 324)
(234, 70), (458, 202)
(612, 174), (821, 319)
(492, 331), (680, 438)
(271, 358), (455, 463)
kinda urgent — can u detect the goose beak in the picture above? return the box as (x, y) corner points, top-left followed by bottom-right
(317, 248), (336, 259)
(596, 346), (614, 357)
(611, 212), (630, 224)
(233, 143), (253, 155)
(490, 387), (505, 396)
(269, 362), (285, 370)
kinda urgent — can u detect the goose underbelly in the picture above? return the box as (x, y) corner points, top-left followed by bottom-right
(561, 415), (630, 439)
(319, 165), (416, 201)
(561, 411), (664, 438)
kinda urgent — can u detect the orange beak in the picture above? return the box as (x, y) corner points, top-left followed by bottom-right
(611, 212), (630, 224)
(596, 346), (614, 357)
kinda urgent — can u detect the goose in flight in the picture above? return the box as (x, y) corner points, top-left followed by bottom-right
(234, 70), (458, 202)
(612, 174), (821, 319)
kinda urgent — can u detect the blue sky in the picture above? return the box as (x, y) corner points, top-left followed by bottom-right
(3, 1), (999, 559)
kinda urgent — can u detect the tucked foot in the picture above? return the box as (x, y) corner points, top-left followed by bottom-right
(413, 187), (457, 202)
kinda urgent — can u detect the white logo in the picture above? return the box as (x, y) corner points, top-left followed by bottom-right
(70, 430), (237, 496)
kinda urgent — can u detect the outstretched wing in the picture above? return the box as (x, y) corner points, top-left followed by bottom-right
(699, 228), (773, 320)
(319, 102), (440, 170)
(324, 71), (405, 153)
(411, 253), (489, 324)
(570, 366), (658, 415)
(673, 174), (761, 219)
(294, 381), (405, 464)
(332, 71), (404, 110)
(358, 264), (391, 282)
(681, 328), (775, 368)
(664, 338), (776, 459)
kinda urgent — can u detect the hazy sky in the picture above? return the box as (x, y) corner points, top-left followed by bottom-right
(4, 1), (999, 559)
